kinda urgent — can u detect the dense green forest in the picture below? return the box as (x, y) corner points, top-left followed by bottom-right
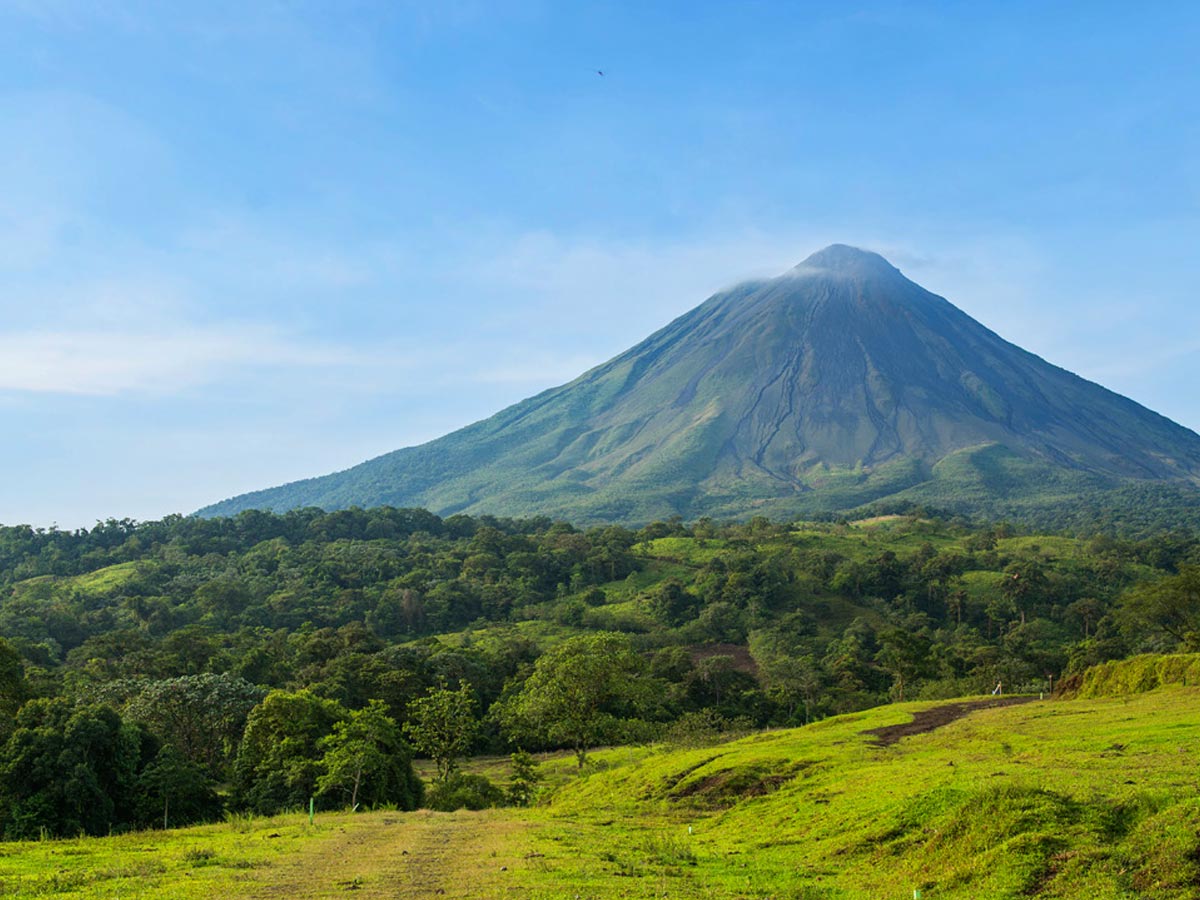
(0, 506), (1196, 839)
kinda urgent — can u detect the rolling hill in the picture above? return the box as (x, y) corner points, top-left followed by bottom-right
(7, 675), (1198, 898)
(199, 245), (1200, 525)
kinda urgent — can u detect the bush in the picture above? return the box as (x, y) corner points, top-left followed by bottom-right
(662, 709), (752, 748)
(425, 773), (505, 812)
(506, 751), (542, 807)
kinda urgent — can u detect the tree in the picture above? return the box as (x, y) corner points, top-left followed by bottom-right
(1119, 566), (1200, 650)
(1000, 560), (1049, 626)
(232, 689), (347, 815)
(0, 638), (28, 742)
(134, 744), (222, 829)
(0, 698), (150, 839)
(317, 700), (421, 811)
(682, 655), (757, 711)
(120, 673), (265, 778)
(1067, 597), (1105, 639)
(822, 618), (886, 710)
(645, 579), (699, 626)
(497, 632), (657, 767)
(402, 681), (478, 783)
(749, 624), (824, 724)
(506, 750), (541, 806)
(875, 625), (932, 702)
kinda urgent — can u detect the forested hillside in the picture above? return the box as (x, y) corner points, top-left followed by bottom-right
(0, 507), (1196, 839)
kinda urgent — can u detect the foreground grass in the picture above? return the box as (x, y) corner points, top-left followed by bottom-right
(4, 687), (1198, 898)
(522, 687), (1200, 898)
(0, 808), (524, 899)
(0, 810), (323, 899)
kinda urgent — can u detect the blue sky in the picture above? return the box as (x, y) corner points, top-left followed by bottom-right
(2, 1), (1198, 528)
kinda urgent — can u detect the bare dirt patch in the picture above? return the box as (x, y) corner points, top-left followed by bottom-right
(251, 809), (523, 899)
(673, 768), (795, 806)
(862, 697), (1036, 747)
(668, 760), (817, 808)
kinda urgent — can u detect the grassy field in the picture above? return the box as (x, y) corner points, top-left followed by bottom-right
(527, 688), (1200, 898)
(0, 808), (525, 899)
(4, 684), (1198, 898)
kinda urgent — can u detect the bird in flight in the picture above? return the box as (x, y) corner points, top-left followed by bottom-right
(596, 69), (605, 76)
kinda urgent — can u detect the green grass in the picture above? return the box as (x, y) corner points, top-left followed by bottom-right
(520, 689), (1200, 898)
(635, 537), (730, 565)
(69, 562), (145, 597)
(5, 687), (1198, 898)
(0, 811), (328, 898)
(788, 520), (961, 561)
(1074, 653), (1200, 698)
(9, 562), (146, 606)
(581, 599), (657, 632)
(599, 560), (696, 600)
(430, 620), (583, 651)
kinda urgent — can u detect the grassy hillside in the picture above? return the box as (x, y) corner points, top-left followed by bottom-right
(5, 684), (1197, 898)
(522, 687), (1200, 898)
(1071, 652), (1200, 698)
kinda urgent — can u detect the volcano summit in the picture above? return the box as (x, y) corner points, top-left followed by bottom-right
(200, 246), (1200, 525)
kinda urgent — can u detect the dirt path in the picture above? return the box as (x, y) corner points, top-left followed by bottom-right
(251, 809), (524, 899)
(862, 696), (1036, 747)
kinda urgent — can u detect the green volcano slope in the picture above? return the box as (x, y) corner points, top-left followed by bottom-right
(7, 679), (1197, 899)
(201, 245), (1200, 526)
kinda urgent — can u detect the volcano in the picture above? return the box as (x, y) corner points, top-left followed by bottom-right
(199, 245), (1200, 525)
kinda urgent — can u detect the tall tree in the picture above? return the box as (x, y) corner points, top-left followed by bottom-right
(875, 626), (932, 702)
(0, 699), (149, 839)
(1119, 566), (1200, 650)
(402, 681), (478, 783)
(497, 632), (657, 767)
(0, 638), (28, 742)
(134, 744), (222, 830)
(317, 700), (422, 811)
(119, 673), (265, 778)
(231, 689), (347, 815)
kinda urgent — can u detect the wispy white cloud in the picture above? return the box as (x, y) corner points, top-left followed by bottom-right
(457, 226), (840, 343)
(0, 324), (349, 395)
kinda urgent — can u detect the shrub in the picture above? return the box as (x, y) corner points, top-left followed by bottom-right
(506, 751), (542, 807)
(662, 709), (752, 748)
(425, 773), (505, 812)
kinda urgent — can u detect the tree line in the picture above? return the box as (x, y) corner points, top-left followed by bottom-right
(0, 507), (1196, 837)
